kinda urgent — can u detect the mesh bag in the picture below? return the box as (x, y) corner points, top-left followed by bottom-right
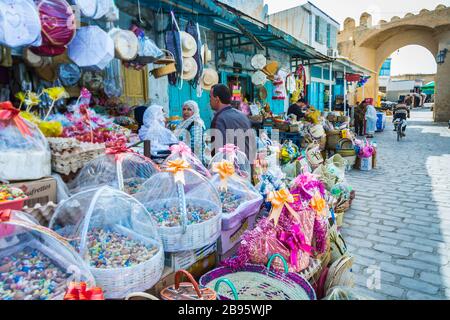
(0, 210), (95, 300)
(162, 142), (211, 179)
(0, 102), (51, 180)
(49, 186), (164, 299)
(208, 144), (251, 181)
(210, 161), (263, 231)
(69, 147), (160, 195)
(136, 160), (222, 252)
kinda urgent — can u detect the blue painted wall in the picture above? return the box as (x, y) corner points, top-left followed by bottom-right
(168, 84), (214, 129)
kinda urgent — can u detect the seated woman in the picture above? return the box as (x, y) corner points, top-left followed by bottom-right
(174, 100), (206, 164)
(139, 104), (178, 157)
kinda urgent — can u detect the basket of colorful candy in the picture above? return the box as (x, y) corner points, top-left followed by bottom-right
(49, 186), (164, 299)
(136, 160), (222, 252)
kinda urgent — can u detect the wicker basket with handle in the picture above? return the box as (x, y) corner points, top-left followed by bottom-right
(160, 270), (217, 300)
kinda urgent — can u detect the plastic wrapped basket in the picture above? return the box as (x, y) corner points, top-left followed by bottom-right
(49, 186), (164, 299)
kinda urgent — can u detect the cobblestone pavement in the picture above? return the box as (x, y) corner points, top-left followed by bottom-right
(341, 108), (450, 300)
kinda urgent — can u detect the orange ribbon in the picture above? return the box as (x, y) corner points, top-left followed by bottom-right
(64, 282), (105, 300)
(311, 193), (326, 216)
(267, 189), (300, 226)
(166, 159), (191, 185)
(0, 102), (32, 138)
(0, 209), (12, 222)
(212, 161), (235, 191)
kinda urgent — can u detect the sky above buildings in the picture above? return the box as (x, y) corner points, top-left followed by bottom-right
(265, 0), (448, 75)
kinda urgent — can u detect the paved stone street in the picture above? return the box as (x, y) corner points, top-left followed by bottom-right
(342, 108), (450, 300)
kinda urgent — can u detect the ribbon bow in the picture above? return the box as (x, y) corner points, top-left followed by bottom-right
(166, 159), (191, 185)
(267, 189), (300, 226)
(219, 144), (239, 155)
(310, 193), (327, 216)
(0, 102), (32, 138)
(64, 282), (105, 300)
(278, 224), (314, 268)
(169, 142), (192, 156)
(0, 209), (12, 222)
(212, 161), (235, 191)
(106, 144), (135, 162)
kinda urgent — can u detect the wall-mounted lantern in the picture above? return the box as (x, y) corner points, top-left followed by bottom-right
(436, 48), (448, 64)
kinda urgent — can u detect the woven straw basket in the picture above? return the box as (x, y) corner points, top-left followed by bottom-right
(86, 225), (164, 299)
(135, 197), (222, 252)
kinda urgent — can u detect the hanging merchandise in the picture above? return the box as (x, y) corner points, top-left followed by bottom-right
(49, 186), (164, 299)
(252, 70), (267, 87)
(180, 32), (197, 58)
(200, 68), (219, 91)
(272, 71), (287, 101)
(23, 48), (52, 68)
(103, 60), (123, 98)
(251, 54), (267, 70)
(73, 0), (98, 18)
(0, 0), (42, 48)
(136, 160), (222, 252)
(58, 63), (81, 87)
(92, 0), (111, 20)
(108, 28), (139, 61)
(231, 83), (242, 102)
(68, 26), (114, 71)
(286, 73), (296, 95)
(262, 61), (279, 81)
(185, 21), (203, 85)
(290, 65), (306, 104)
(129, 25), (164, 66)
(181, 57), (198, 81)
(30, 0), (76, 57)
(165, 12), (183, 86)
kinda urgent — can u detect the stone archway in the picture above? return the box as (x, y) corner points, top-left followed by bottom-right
(338, 5), (450, 122)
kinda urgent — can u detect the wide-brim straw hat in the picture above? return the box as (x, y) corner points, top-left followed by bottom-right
(201, 68), (219, 91)
(252, 70), (267, 86)
(109, 28), (139, 61)
(262, 61), (279, 79)
(251, 54), (267, 70)
(180, 31), (197, 58)
(201, 44), (212, 64)
(182, 57), (198, 81)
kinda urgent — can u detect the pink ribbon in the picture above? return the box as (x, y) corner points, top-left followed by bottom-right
(219, 144), (239, 155)
(278, 224), (313, 268)
(169, 142), (192, 156)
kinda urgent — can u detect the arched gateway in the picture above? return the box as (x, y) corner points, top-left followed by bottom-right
(338, 5), (450, 122)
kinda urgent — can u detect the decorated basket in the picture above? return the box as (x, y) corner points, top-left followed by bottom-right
(136, 160), (222, 252)
(199, 254), (316, 300)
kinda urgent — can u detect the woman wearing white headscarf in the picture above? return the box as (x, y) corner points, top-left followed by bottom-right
(174, 100), (206, 163)
(139, 104), (178, 156)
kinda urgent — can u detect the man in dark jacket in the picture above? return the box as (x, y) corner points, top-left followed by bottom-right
(288, 98), (308, 121)
(210, 84), (256, 162)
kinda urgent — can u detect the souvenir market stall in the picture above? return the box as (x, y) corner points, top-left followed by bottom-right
(0, 0), (373, 301)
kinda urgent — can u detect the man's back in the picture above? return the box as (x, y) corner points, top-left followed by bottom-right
(211, 106), (255, 161)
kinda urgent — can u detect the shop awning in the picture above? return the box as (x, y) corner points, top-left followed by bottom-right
(334, 57), (376, 76)
(119, 0), (331, 62)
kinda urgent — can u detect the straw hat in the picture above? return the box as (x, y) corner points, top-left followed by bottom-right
(251, 54), (267, 70)
(325, 255), (354, 295)
(109, 29), (139, 61)
(182, 57), (198, 81)
(200, 68), (219, 91)
(180, 31), (197, 58)
(201, 44), (212, 64)
(262, 61), (279, 80)
(251, 70), (267, 86)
